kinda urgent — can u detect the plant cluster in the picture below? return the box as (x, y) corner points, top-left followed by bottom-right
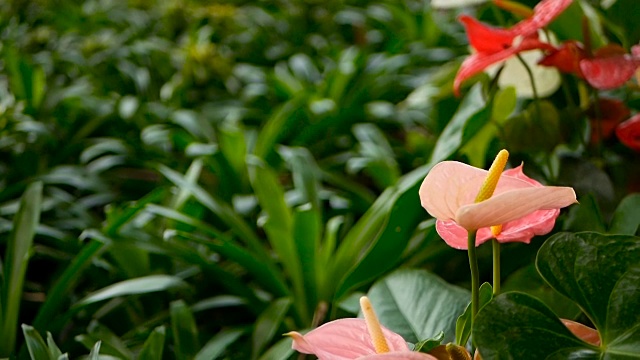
(0, 0), (638, 359)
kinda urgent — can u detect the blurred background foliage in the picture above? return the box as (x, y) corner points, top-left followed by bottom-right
(0, 0), (638, 358)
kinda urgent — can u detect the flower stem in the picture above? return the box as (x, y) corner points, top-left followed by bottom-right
(516, 53), (541, 122)
(492, 239), (501, 295)
(467, 230), (480, 330)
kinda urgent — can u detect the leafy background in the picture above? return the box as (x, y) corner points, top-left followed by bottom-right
(0, 0), (639, 359)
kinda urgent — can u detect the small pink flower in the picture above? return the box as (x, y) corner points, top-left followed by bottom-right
(287, 318), (436, 360)
(453, 0), (572, 95)
(419, 162), (576, 249)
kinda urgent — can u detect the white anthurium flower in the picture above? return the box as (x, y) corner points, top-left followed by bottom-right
(486, 49), (562, 99)
(431, 0), (488, 9)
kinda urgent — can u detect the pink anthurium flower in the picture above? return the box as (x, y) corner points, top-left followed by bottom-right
(419, 162), (576, 249)
(287, 297), (438, 360)
(453, 0), (572, 95)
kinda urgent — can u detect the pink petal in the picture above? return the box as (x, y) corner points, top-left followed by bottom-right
(455, 186), (576, 230)
(561, 319), (600, 346)
(453, 37), (554, 96)
(359, 352), (438, 360)
(419, 162), (530, 221)
(580, 55), (640, 89)
(436, 208), (559, 250)
(510, 0), (573, 36)
(288, 319), (409, 360)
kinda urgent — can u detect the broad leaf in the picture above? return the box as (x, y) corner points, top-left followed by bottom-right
(367, 269), (469, 344)
(537, 232), (640, 352)
(474, 292), (598, 359)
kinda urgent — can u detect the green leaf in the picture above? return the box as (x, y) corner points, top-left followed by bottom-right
(455, 282), (492, 346)
(33, 240), (107, 331)
(608, 193), (640, 235)
(85, 322), (133, 359)
(333, 165), (430, 300)
(158, 164), (266, 257)
(77, 275), (187, 306)
(195, 329), (244, 360)
(430, 84), (488, 163)
(88, 341), (101, 360)
(367, 269), (469, 344)
(46, 332), (63, 360)
(474, 292), (597, 359)
(537, 232), (640, 349)
(502, 264), (581, 320)
(461, 86), (516, 167)
(254, 96), (308, 160)
(22, 325), (50, 360)
(171, 300), (199, 360)
(293, 204), (320, 308)
(251, 298), (291, 360)
(1, 182), (43, 356)
(414, 331), (444, 353)
(258, 336), (294, 360)
(247, 156), (307, 321)
(138, 326), (165, 360)
(503, 100), (561, 153)
(563, 194), (606, 233)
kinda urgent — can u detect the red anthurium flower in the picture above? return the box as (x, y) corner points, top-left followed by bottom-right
(580, 45), (640, 89)
(587, 98), (630, 144)
(453, 0), (573, 96)
(616, 113), (640, 151)
(538, 40), (587, 76)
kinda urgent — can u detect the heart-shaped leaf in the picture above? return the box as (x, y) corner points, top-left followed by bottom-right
(537, 232), (640, 348)
(474, 292), (598, 359)
(367, 269), (469, 344)
(474, 232), (640, 359)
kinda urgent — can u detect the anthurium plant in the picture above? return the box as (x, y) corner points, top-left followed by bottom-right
(287, 0), (640, 358)
(3, 0), (640, 358)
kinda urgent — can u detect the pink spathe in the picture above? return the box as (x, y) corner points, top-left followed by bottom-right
(287, 318), (436, 360)
(419, 162), (576, 249)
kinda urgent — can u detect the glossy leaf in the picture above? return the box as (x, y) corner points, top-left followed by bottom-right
(22, 325), (50, 360)
(431, 84), (488, 163)
(195, 329), (244, 360)
(171, 300), (199, 360)
(77, 275), (187, 306)
(251, 298), (292, 360)
(138, 326), (165, 360)
(608, 193), (640, 235)
(537, 232), (640, 349)
(88, 341), (101, 360)
(367, 269), (469, 344)
(1, 182), (43, 356)
(474, 292), (597, 359)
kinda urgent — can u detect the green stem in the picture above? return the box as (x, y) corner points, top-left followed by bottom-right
(467, 230), (480, 330)
(590, 86), (604, 157)
(516, 54), (541, 122)
(492, 239), (501, 295)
